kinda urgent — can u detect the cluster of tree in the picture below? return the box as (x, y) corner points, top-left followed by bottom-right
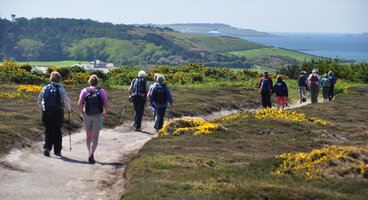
(277, 59), (368, 83)
(0, 17), (250, 68)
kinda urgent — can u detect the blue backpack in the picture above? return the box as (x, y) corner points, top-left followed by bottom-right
(43, 83), (62, 112)
(152, 84), (168, 103)
(260, 77), (271, 92)
(274, 82), (288, 96)
(131, 78), (147, 97)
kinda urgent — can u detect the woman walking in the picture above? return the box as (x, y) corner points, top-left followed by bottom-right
(272, 75), (288, 110)
(38, 71), (71, 157)
(78, 75), (108, 164)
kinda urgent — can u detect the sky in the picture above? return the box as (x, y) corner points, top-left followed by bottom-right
(0, 0), (367, 33)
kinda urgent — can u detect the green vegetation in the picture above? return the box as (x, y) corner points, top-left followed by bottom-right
(123, 85), (368, 200)
(229, 47), (315, 62)
(0, 18), (265, 67)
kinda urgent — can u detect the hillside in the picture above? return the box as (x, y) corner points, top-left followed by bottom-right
(0, 18), (266, 68)
(158, 23), (275, 37)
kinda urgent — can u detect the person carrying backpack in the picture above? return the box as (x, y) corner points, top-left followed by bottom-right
(308, 69), (321, 103)
(150, 74), (173, 131)
(297, 71), (308, 103)
(327, 71), (337, 101)
(147, 73), (160, 119)
(78, 75), (108, 164)
(38, 71), (71, 157)
(321, 74), (331, 103)
(272, 75), (288, 110)
(129, 71), (149, 131)
(258, 72), (273, 108)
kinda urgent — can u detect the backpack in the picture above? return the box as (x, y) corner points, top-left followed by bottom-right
(152, 84), (168, 103)
(85, 87), (103, 115)
(43, 83), (62, 112)
(260, 77), (271, 92)
(131, 78), (147, 97)
(310, 74), (319, 83)
(274, 82), (288, 96)
(297, 75), (307, 87)
(322, 78), (331, 87)
(328, 75), (336, 85)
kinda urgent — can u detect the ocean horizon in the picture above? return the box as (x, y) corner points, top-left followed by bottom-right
(243, 32), (368, 62)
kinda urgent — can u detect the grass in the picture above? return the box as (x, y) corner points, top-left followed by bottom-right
(163, 32), (265, 52)
(229, 47), (315, 62)
(1, 60), (89, 67)
(122, 84), (368, 200)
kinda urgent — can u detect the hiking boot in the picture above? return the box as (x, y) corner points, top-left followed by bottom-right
(54, 152), (62, 157)
(88, 155), (96, 164)
(44, 149), (50, 157)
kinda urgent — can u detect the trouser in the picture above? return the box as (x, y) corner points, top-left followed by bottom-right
(261, 91), (272, 108)
(132, 95), (146, 129)
(42, 111), (64, 154)
(298, 86), (307, 100)
(329, 84), (335, 101)
(154, 107), (167, 130)
(310, 84), (320, 103)
(323, 86), (330, 100)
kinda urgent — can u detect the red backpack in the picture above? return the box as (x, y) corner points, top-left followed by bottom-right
(310, 74), (319, 83)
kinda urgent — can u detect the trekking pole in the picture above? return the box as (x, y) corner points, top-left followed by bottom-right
(119, 97), (130, 124)
(68, 111), (72, 151)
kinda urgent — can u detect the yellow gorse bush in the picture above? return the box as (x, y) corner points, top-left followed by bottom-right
(273, 145), (368, 180)
(16, 85), (42, 92)
(158, 118), (221, 136)
(217, 112), (248, 122)
(255, 108), (333, 126)
(0, 92), (26, 99)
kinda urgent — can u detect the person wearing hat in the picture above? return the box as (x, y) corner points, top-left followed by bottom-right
(297, 71), (308, 103)
(258, 71), (273, 108)
(308, 69), (321, 103)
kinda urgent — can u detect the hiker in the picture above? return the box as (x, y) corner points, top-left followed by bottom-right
(38, 71), (71, 157)
(297, 71), (308, 103)
(308, 69), (321, 103)
(321, 74), (331, 103)
(327, 71), (337, 101)
(272, 75), (288, 110)
(150, 74), (173, 131)
(258, 72), (273, 108)
(129, 70), (149, 131)
(147, 73), (160, 118)
(78, 75), (108, 164)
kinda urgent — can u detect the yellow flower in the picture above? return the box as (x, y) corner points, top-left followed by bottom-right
(158, 118), (221, 136)
(16, 85), (42, 93)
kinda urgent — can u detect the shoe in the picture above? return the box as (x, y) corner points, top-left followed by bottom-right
(44, 149), (50, 157)
(54, 152), (62, 156)
(88, 155), (96, 164)
(134, 127), (142, 132)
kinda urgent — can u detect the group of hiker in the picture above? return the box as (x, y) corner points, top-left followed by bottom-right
(258, 69), (337, 110)
(38, 68), (336, 164)
(38, 70), (173, 164)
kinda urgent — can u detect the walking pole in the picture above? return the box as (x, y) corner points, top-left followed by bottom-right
(68, 111), (72, 151)
(119, 96), (130, 124)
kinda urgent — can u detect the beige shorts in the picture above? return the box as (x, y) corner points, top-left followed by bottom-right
(82, 112), (103, 131)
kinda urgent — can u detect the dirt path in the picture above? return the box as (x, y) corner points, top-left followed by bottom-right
(0, 121), (156, 200)
(0, 101), (311, 200)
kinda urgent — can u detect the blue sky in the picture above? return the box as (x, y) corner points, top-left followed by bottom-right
(0, 0), (367, 33)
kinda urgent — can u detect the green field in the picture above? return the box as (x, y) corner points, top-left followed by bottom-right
(1, 60), (89, 67)
(229, 47), (315, 62)
(163, 31), (265, 53)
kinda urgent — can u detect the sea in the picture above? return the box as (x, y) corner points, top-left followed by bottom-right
(243, 33), (368, 62)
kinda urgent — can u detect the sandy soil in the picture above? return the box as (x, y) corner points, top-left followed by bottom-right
(0, 121), (156, 200)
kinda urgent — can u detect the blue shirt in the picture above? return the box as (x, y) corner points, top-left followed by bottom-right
(149, 83), (173, 109)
